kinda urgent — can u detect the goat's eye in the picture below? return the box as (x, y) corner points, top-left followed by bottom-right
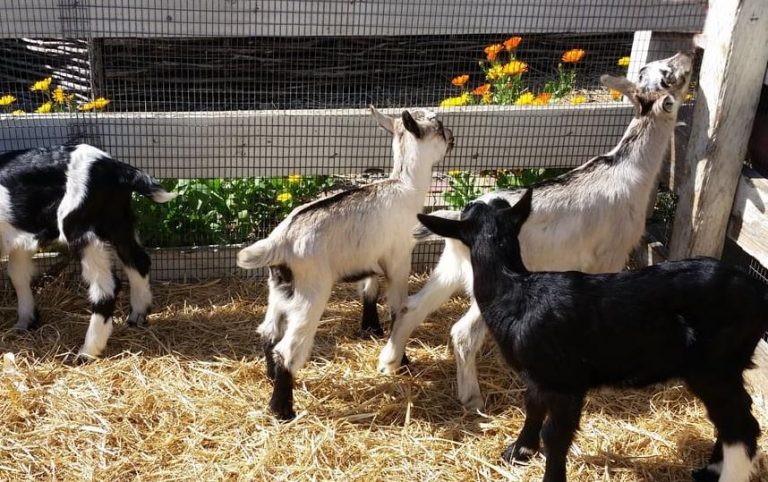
(662, 96), (675, 113)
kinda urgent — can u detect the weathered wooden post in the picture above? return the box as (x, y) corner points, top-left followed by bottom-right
(669, 0), (768, 259)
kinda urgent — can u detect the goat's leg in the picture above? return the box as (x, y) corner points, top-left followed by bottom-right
(451, 300), (488, 410)
(504, 385), (547, 463)
(77, 238), (120, 360)
(537, 391), (584, 482)
(692, 438), (723, 482)
(687, 376), (760, 482)
(8, 249), (40, 330)
(378, 246), (464, 374)
(269, 281), (331, 420)
(114, 236), (152, 328)
(358, 277), (382, 337)
(259, 267), (292, 380)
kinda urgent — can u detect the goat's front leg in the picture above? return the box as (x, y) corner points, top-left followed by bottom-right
(450, 300), (488, 410)
(77, 239), (120, 360)
(8, 249), (40, 330)
(269, 281), (331, 420)
(358, 277), (382, 337)
(537, 391), (584, 482)
(503, 385), (547, 463)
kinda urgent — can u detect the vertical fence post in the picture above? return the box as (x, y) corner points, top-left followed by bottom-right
(669, 0), (768, 259)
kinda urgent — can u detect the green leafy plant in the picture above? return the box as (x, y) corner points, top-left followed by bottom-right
(443, 171), (482, 209)
(442, 168), (569, 210)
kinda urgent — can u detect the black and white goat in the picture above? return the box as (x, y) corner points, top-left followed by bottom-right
(418, 190), (766, 482)
(378, 52), (695, 410)
(236, 107), (454, 419)
(0, 144), (176, 359)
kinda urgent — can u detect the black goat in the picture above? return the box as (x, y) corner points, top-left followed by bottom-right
(417, 189), (766, 482)
(0, 144), (176, 359)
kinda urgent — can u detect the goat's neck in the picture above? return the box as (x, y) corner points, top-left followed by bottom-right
(390, 151), (434, 195)
(613, 115), (675, 184)
(470, 242), (528, 310)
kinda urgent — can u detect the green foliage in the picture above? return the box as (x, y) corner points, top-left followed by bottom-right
(543, 65), (578, 100)
(442, 168), (569, 210)
(134, 176), (337, 247)
(443, 171), (483, 209)
(495, 168), (568, 189)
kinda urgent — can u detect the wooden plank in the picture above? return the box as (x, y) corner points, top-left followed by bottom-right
(727, 169), (768, 268)
(668, 0), (768, 259)
(0, 104), (634, 178)
(0, 0), (707, 38)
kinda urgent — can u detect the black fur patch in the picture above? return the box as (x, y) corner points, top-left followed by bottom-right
(340, 270), (377, 283)
(270, 360), (296, 420)
(269, 265), (294, 297)
(290, 187), (362, 221)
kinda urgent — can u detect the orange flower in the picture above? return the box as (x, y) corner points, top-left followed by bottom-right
(484, 44), (503, 62)
(503, 36), (522, 50)
(451, 74), (469, 87)
(561, 49), (586, 63)
(610, 89), (623, 101)
(473, 84), (491, 96)
(533, 92), (552, 105)
(503, 60), (528, 76)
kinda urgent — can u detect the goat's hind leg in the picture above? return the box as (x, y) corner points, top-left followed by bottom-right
(687, 375), (760, 482)
(359, 276), (383, 337)
(115, 236), (152, 328)
(8, 249), (40, 330)
(260, 266), (292, 380)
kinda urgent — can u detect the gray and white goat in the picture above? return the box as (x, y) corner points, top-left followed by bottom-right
(237, 107), (454, 419)
(377, 52), (694, 410)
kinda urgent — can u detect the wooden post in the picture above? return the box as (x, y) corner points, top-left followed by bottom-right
(669, 0), (768, 260)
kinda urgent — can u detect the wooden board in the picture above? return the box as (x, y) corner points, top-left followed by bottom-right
(727, 169), (768, 268)
(0, 104), (634, 178)
(0, 0), (707, 38)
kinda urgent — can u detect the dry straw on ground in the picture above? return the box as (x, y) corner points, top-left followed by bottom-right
(0, 276), (766, 481)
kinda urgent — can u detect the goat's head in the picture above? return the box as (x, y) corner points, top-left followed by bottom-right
(417, 189), (533, 273)
(370, 106), (454, 166)
(600, 51), (693, 119)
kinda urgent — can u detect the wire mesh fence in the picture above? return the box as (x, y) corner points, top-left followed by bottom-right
(0, 1), (707, 282)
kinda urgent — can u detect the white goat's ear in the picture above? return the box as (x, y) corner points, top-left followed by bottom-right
(600, 75), (642, 115)
(369, 105), (394, 134)
(417, 213), (465, 240)
(402, 111), (422, 139)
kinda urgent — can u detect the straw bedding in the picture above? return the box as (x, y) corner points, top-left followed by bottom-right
(0, 276), (766, 481)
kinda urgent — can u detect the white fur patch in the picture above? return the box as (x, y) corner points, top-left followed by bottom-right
(8, 250), (36, 327)
(57, 144), (109, 243)
(79, 313), (113, 359)
(720, 443), (754, 482)
(0, 185), (39, 254)
(80, 240), (114, 303)
(125, 267), (152, 314)
(151, 190), (177, 203)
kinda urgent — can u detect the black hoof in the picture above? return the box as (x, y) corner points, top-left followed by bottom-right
(691, 467), (720, 482)
(502, 441), (539, 465)
(127, 310), (148, 328)
(270, 400), (297, 421)
(360, 325), (385, 338)
(400, 352), (410, 366)
(27, 309), (42, 330)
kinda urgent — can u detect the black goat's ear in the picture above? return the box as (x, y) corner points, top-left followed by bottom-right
(502, 188), (533, 227)
(417, 213), (465, 241)
(402, 111), (422, 138)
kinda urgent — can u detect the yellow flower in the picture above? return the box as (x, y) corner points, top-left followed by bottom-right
(0, 95), (16, 106)
(610, 89), (623, 101)
(30, 77), (52, 92)
(487, 64), (504, 80)
(276, 192), (293, 203)
(685, 92), (693, 102)
(79, 97), (111, 112)
(11, 110), (25, 115)
(570, 95), (587, 104)
(503, 36), (522, 50)
(515, 92), (535, 106)
(440, 92), (471, 108)
(484, 44), (503, 62)
(618, 56), (631, 68)
(35, 102), (53, 113)
(481, 92), (493, 105)
(561, 49), (586, 63)
(52, 86), (67, 104)
(532, 92), (552, 105)
(451, 75), (469, 87)
(447, 170), (462, 176)
(287, 174), (302, 185)
(502, 60), (528, 76)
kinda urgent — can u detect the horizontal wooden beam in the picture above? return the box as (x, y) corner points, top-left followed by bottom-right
(0, 104), (634, 178)
(727, 168), (768, 268)
(1, 0), (707, 38)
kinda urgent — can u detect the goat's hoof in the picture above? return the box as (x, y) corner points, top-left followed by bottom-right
(360, 327), (385, 338)
(502, 441), (539, 464)
(127, 311), (148, 328)
(460, 394), (484, 412)
(73, 352), (98, 365)
(13, 311), (41, 331)
(270, 402), (297, 421)
(401, 352), (410, 366)
(691, 466), (720, 482)
(378, 359), (401, 375)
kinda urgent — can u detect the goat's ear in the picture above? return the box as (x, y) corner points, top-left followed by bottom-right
(417, 213), (465, 241)
(402, 111), (422, 138)
(600, 75), (642, 115)
(503, 188), (533, 227)
(369, 105), (394, 134)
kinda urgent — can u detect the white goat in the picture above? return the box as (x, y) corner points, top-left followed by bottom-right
(236, 106), (454, 419)
(377, 52), (694, 410)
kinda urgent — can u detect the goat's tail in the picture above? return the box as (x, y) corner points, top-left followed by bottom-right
(118, 162), (178, 203)
(237, 238), (281, 269)
(413, 209), (461, 240)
